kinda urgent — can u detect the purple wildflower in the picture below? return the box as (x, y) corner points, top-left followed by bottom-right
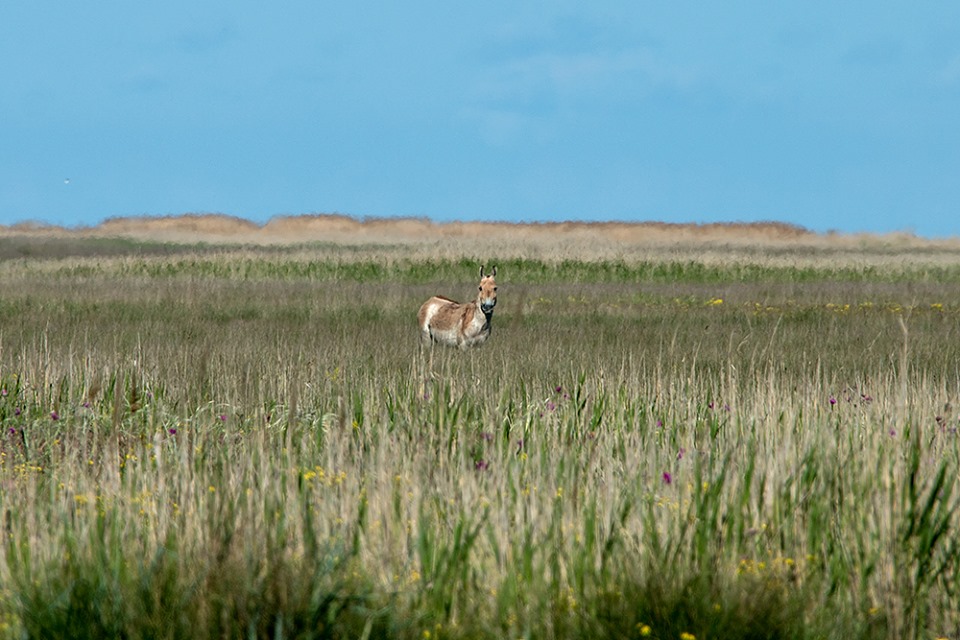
(475, 459), (490, 471)
(546, 401), (556, 412)
(168, 428), (177, 435)
(708, 402), (715, 410)
(14, 407), (21, 416)
(656, 419), (663, 428)
(219, 414), (227, 422)
(555, 386), (563, 394)
(50, 410), (59, 421)
(662, 471), (672, 485)
(677, 447), (686, 460)
(8, 428), (16, 435)
(829, 396), (837, 406)
(889, 429), (897, 437)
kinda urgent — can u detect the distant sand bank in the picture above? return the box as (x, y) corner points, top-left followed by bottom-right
(2, 213), (953, 252)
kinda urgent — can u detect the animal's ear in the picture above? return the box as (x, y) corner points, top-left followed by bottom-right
(491, 266), (497, 277)
(479, 265), (485, 279)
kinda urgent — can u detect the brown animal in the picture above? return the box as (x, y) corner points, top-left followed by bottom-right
(418, 265), (498, 351)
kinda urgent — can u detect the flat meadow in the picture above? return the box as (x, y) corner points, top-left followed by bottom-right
(2, 223), (960, 639)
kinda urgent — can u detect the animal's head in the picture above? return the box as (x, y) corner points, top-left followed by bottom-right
(478, 265), (497, 313)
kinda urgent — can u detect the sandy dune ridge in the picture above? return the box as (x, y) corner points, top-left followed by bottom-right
(1, 213), (953, 251)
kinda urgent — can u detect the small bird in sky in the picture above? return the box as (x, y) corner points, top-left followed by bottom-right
(64, 178), (71, 185)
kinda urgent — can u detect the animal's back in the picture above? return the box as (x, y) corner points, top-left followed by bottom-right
(418, 295), (457, 325)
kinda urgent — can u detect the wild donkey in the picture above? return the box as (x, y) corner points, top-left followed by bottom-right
(418, 265), (498, 352)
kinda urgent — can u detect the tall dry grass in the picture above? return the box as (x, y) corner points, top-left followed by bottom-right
(0, 240), (959, 638)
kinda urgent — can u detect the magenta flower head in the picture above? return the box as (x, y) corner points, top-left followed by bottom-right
(555, 386), (563, 394)
(662, 471), (672, 485)
(168, 428), (177, 435)
(219, 414), (227, 422)
(50, 410), (59, 421)
(829, 396), (837, 405)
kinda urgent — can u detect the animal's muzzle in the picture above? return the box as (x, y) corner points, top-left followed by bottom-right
(481, 300), (496, 313)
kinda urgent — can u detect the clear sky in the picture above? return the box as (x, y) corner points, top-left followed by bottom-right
(2, 2), (959, 237)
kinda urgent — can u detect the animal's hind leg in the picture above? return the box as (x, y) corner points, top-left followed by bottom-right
(417, 335), (432, 399)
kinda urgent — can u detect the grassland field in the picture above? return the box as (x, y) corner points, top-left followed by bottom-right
(1, 228), (960, 639)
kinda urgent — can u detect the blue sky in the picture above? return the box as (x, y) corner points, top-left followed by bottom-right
(2, 2), (959, 237)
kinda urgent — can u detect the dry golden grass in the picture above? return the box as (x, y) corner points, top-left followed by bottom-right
(3, 213), (959, 264)
(1, 233), (960, 638)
